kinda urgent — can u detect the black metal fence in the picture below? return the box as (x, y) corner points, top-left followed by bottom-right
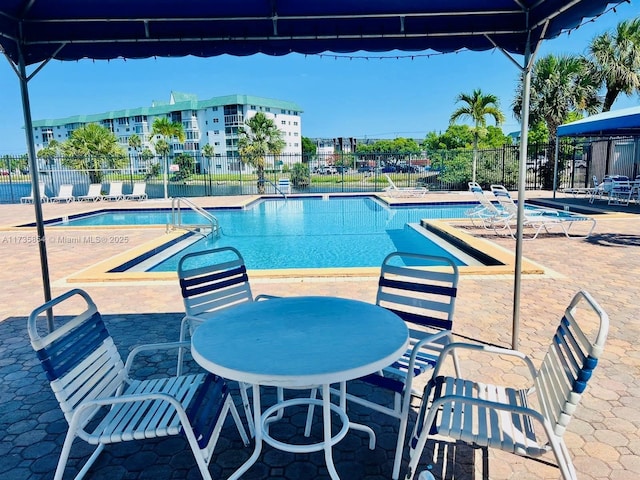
(2, 137), (638, 203)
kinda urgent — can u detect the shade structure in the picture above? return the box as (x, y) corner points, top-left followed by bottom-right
(0, 1), (622, 65)
(558, 106), (640, 137)
(0, 0), (623, 348)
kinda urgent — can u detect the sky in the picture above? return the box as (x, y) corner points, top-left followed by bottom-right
(1, 2), (640, 155)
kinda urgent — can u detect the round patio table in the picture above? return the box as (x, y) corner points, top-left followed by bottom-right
(191, 295), (408, 480)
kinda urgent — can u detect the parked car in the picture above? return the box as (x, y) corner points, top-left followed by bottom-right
(317, 165), (337, 175)
(396, 164), (419, 173)
(381, 165), (396, 173)
(335, 165), (349, 174)
(357, 166), (373, 173)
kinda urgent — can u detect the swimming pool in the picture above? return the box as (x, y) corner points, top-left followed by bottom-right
(77, 197), (485, 272)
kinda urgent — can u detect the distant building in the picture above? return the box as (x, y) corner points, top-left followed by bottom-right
(32, 92), (303, 172)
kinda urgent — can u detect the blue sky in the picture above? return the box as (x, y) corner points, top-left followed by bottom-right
(1, 2), (639, 155)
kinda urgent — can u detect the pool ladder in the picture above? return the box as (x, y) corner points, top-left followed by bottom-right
(168, 197), (220, 237)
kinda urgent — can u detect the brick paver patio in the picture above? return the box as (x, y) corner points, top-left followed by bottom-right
(1, 191), (638, 479)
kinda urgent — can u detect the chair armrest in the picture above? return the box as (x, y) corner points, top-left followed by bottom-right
(124, 341), (191, 374)
(432, 342), (537, 380)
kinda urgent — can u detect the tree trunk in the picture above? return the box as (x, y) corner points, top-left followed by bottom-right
(257, 165), (265, 194)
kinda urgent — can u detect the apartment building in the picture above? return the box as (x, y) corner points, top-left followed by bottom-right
(32, 92), (303, 172)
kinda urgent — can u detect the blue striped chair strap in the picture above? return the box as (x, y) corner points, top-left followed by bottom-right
(36, 311), (109, 382)
(180, 265), (248, 298)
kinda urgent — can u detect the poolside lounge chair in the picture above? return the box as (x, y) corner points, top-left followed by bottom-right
(277, 178), (291, 195)
(124, 181), (148, 201)
(383, 174), (427, 197)
(103, 181), (124, 201)
(466, 182), (512, 229)
(28, 288), (249, 480)
(20, 181), (48, 203)
(406, 290), (609, 480)
(77, 183), (103, 202)
(491, 184), (596, 239)
(608, 176), (633, 206)
(49, 183), (75, 203)
(340, 252), (460, 480)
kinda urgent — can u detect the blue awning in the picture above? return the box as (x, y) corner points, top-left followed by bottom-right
(0, 1), (622, 66)
(557, 106), (640, 137)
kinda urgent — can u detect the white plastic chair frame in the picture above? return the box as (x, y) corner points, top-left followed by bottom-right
(124, 181), (148, 200)
(28, 288), (248, 480)
(178, 247), (277, 436)
(337, 252), (460, 480)
(50, 184), (75, 203)
(77, 183), (103, 202)
(20, 181), (48, 203)
(466, 182), (512, 229)
(491, 185), (596, 239)
(383, 174), (427, 197)
(103, 181), (124, 201)
(405, 290), (609, 480)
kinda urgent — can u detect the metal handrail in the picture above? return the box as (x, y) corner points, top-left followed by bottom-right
(168, 197), (219, 237)
(263, 178), (287, 199)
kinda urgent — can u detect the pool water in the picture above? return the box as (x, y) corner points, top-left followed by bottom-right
(53, 197), (488, 271)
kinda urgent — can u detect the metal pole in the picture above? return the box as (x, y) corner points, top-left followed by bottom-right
(17, 53), (54, 330)
(512, 53), (533, 351)
(552, 140), (560, 199)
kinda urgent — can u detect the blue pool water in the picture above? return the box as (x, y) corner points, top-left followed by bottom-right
(53, 197), (485, 271)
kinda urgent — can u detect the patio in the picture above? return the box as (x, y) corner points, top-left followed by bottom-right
(1, 192), (639, 479)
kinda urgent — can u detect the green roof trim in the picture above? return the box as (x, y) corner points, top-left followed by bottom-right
(32, 93), (303, 127)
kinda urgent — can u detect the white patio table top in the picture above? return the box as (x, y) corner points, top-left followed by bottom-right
(191, 295), (409, 479)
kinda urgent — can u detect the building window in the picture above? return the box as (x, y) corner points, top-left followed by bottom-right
(294, 121), (298, 126)
(265, 107), (270, 112)
(212, 107), (218, 111)
(213, 130), (219, 135)
(251, 105), (257, 110)
(213, 118), (219, 123)
(281, 120), (286, 125)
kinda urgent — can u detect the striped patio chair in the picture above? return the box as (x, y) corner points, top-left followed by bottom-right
(406, 290), (609, 480)
(28, 288), (248, 480)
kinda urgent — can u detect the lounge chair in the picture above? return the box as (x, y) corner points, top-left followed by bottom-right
(277, 178), (291, 195)
(77, 183), (103, 202)
(491, 184), (596, 239)
(103, 181), (124, 201)
(466, 182), (512, 229)
(28, 288), (249, 480)
(20, 181), (48, 203)
(406, 290), (609, 480)
(383, 174), (427, 197)
(124, 181), (148, 201)
(49, 183), (75, 203)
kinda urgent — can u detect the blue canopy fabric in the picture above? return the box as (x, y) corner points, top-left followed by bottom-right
(557, 106), (640, 137)
(0, 0), (622, 66)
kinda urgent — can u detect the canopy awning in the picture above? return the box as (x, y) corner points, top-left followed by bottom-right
(0, 1), (621, 66)
(557, 106), (640, 137)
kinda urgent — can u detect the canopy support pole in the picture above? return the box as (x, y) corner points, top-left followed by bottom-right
(17, 48), (54, 331)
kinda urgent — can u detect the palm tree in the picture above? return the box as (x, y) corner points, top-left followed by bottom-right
(60, 124), (126, 183)
(513, 54), (601, 143)
(238, 112), (286, 194)
(450, 89), (505, 182)
(151, 117), (185, 198)
(513, 54), (600, 188)
(128, 133), (142, 174)
(588, 17), (640, 112)
(201, 143), (215, 174)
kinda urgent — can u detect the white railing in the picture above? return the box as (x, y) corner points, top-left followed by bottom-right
(168, 197), (219, 237)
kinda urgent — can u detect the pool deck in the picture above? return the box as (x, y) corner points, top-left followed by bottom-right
(1, 190), (639, 479)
